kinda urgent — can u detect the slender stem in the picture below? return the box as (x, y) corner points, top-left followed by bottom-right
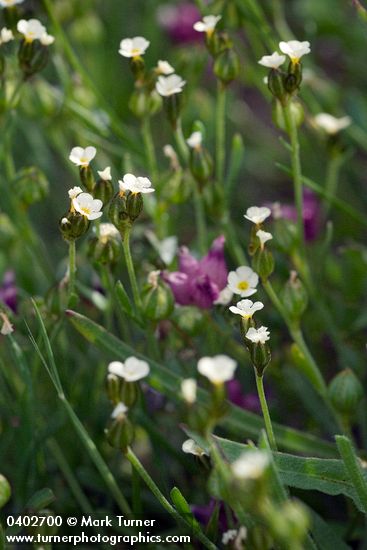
(336, 435), (367, 514)
(282, 101), (305, 252)
(141, 117), (158, 182)
(193, 183), (207, 254)
(174, 119), (189, 163)
(216, 81), (226, 183)
(122, 227), (142, 311)
(126, 447), (217, 550)
(68, 239), (77, 305)
(254, 370), (277, 451)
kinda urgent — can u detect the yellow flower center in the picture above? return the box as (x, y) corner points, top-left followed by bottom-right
(81, 207), (91, 216)
(237, 281), (249, 291)
(132, 48), (141, 56)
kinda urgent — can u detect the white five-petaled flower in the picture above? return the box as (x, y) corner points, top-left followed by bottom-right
(156, 59), (174, 75)
(68, 186), (83, 200)
(40, 32), (55, 46)
(0, 0), (24, 7)
(17, 19), (46, 42)
(227, 266), (259, 297)
(0, 312), (13, 335)
(156, 74), (186, 97)
(279, 40), (311, 62)
(98, 223), (119, 242)
(181, 378), (197, 404)
(69, 146), (97, 167)
(118, 36), (150, 58)
(182, 439), (208, 457)
(108, 357), (150, 382)
(231, 450), (269, 480)
(193, 14), (221, 34)
(0, 27), (13, 44)
(111, 402), (128, 419)
(246, 326), (270, 344)
(186, 131), (202, 149)
(97, 166), (112, 181)
(229, 299), (264, 319)
(214, 286), (234, 306)
(314, 113), (351, 135)
(244, 206), (271, 225)
(72, 193), (103, 220)
(256, 229), (273, 249)
(258, 51), (286, 70)
(119, 173), (155, 194)
(197, 355), (237, 385)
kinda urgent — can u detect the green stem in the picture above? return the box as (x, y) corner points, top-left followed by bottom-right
(126, 447), (217, 550)
(68, 239), (77, 304)
(122, 228), (142, 311)
(216, 81), (226, 183)
(254, 370), (277, 451)
(336, 435), (367, 514)
(141, 117), (158, 182)
(193, 183), (207, 254)
(174, 119), (189, 164)
(282, 101), (305, 252)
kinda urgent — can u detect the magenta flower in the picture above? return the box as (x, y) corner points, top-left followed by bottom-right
(0, 271), (17, 312)
(157, 3), (202, 44)
(163, 236), (228, 309)
(272, 189), (321, 241)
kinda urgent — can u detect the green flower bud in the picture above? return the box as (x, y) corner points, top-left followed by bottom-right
(18, 41), (49, 78)
(250, 342), (271, 376)
(273, 99), (304, 130)
(126, 191), (143, 222)
(284, 60), (303, 94)
(268, 500), (309, 546)
(106, 409), (134, 453)
(205, 30), (229, 57)
(273, 215), (298, 253)
(79, 165), (95, 192)
(129, 89), (150, 118)
(143, 273), (174, 322)
(213, 48), (240, 85)
(88, 227), (120, 266)
(129, 56), (145, 80)
(328, 369), (364, 416)
(252, 248), (274, 282)
(120, 380), (139, 407)
(267, 68), (287, 103)
(106, 374), (121, 405)
(14, 166), (49, 207)
(281, 271), (308, 324)
(59, 211), (90, 241)
(189, 147), (213, 187)
(92, 177), (114, 206)
(164, 93), (183, 129)
(108, 192), (131, 233)
(0, 474), (11, 509)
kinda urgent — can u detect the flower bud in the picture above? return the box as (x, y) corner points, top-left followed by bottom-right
(120, 381), (139, 408)
(250, 342), (271, 376)
(284, 61), (303, 94)
(79, 166), (95, 192)
(129, 88), (162, 118)
(59, 212), (90, 241)
(251, 248), (274, 282)
(93, 178), (114, 206)
(164, 94), (183, 129)
(267, 69), (286, 103)
(88, 234), (120, 266)
(108, 192), (131, 233)
(281, 271), (308, 324)
(267, 500), (309, 546)
(189, 147), (213, 187)
(126, 191), (144, 222)
(129, 56), (145, 80)
(106, 374), (121, 405)
(105, 416), (134, 453)
(14, 167), (49, 207)
(18, 41), (49, 78)
(273, 99), (304, 131)
(273, 216), (298, 253)
(0, 474), (11, 509)
(213, 48), (240, 85)
(206, 30), (231, 57)
(328, 369), (364, 417)
(143, 275), (174, 322)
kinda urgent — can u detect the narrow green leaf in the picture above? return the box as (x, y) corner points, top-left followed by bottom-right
(170, 487), (200, 530)
(308, 509), (351, 550)
(115, 280), (134, 316)
(336, 435), (367, 514)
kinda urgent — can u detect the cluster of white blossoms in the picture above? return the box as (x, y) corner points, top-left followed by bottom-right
(258, 39), (311, 69)
(0, 27), (13, 45)
(119, 173), (155, 194)
(17, 18), (54, 45)
(108, 357), (150, 382)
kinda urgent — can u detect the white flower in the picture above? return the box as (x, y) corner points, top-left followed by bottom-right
(108, 357), (150, 382)
(0, 312), (13, 335)
(72, 192), (103, 220)
(163, 144), (179, 170)
(0, 0), (24, 7)
(186, 131), (202, 149)
(97, 166), (112, 181)
(214, 286), (234, 306)
(229, 299), (264, 319)
(258, 51), (286, 69)
(246, 326), (270, 344)
(256, 229), (273, 249)
(147, 270), (160, 287)
(197, 355), (237, 385)
(146, 231), (178, 265)
(17, 19), (46, 42)
(40, 32), (55, 46)
(111, 402), (128, 419)
(69, 146), (97, 167)
(156, 74), (186, 97)
(181, 378), (197, 404)
(314, 113), (351, 135)
(193, 14), (221, 34)
(232, 450), (269, 480)
(68, 186), (83, 200)
(222, 527), (247, 546)
(119, 173), (155, 194)
(118, 36), (150, 58)
(182, 439), (207, 457)
(227, 266), (259, 297)
(222, 530), (238, 545)
(98, 223), (119, 241)
(156, 60), (174, 75)
(279, 40), (311, 62)
(244, 206), (271, 225)
(0, 27), (14, 44)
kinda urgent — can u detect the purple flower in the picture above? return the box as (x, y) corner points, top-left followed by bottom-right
(163, 236), (228, 309)
(272, 190), (321, 241)
(0, 271), (17, 312)
(157, 3), (202, 44)
(192, 499), (230, 533)
(226, 380), (261, 413)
